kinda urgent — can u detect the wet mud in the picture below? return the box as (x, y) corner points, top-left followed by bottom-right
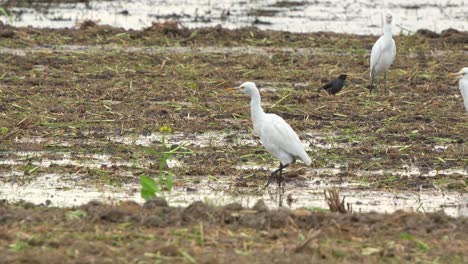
(0, 199), (467, 263)
(0, 23), (467, 262)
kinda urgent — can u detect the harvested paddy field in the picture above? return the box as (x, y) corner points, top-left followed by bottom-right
(0, 22), (467, 262)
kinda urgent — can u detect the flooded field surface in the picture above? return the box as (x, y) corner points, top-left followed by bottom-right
(1, 172), (467, 217)
(0, 0), (467, 34)
(0, 24), (467, 262)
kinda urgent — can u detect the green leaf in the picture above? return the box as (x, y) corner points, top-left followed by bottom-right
(65, 210), (87, 221)
(179, 250), (196, 264)
(1, 127), (8, 135)
(0, 7), (9, 17)
(9, 241), (29, 252)
(27, 166), (39, 175)
(400, 232), (414, 240)
(234, 249), (250, 256)
(188, 30), (198, 39)
(416, 240), (429, 252)
(140, 175), (159, 200)
(398, 145), (411, 151)
(166, 173), (173, 192)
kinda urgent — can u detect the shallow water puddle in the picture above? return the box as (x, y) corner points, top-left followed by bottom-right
(3, 131), (465, 216)
(12, 131), (353, 150)
(1, 149), (465, 180)
(109, 131), (358, 151)
(238, 163), (467, 178)
(13, 131), (459, 153)
(0, 173), (466, 217)
(0, 151), (182, 169)
(1, 0), (466, 34)
(5, 131), (466, 177)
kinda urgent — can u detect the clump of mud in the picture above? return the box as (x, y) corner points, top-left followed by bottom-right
(78, 20), (98, 30)
(416, 28), (468, 43)
(4, 199), (466, 233)
(0, 200), (467, 263)
(144, 21), (190, 37)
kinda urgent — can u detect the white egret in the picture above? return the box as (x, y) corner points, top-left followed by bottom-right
(369, 14), (397, 93)
(449, 67), (468, 112)
(229, 82), (312, 188)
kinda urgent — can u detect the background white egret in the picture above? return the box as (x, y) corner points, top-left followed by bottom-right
(369, 14), (397, 93)
(230, 82), (312, 188)
(449, 67), (468, 112)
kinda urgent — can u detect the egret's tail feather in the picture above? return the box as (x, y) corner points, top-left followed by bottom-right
(301, 153), (312, 166)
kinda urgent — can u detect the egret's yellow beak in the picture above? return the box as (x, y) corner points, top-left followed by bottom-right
(225, 87), (238, 92)
(449, 69), (463, 77)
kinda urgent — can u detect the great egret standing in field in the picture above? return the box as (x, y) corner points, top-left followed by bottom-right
(449, 67), (468, 112)
(369, 14), (397, 93)
(229, 82), (312, 188)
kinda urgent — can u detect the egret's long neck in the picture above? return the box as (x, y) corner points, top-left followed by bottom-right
(249, 89), (265, 122)
(383, 23), (392, 38)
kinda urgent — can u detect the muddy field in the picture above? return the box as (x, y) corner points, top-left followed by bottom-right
(0, 22), (467, 262)
(1, 199), (468, 263)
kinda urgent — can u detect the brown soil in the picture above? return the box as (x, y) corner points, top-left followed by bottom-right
(0, 23), (467, 262)
(0, 23), (466, 191)
(0, 200), (467, 263)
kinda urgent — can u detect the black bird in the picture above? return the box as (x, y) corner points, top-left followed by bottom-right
(319, 74), (347, 96)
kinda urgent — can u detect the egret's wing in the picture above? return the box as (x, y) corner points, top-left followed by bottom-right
(460, 79), (468, 112)
(391, 39), (397, 62)
(370, 37), (384, 77)
(260, 114), (310, 164)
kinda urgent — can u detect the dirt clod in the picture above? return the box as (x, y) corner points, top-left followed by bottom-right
(143, 197), (169, 209)
(224, 202), (243, 211)
(269, 207), (290, 228)
(182, 201), (213, 223)
(253, 199), (269, 212)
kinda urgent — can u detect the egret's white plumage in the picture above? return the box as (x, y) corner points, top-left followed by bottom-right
(369, 14), (396, 93)
(235, 82), (311, 187)
(449, 67), (468, 112)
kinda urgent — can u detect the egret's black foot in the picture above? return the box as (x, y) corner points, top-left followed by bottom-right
(264, 163), (288, 190)
(276, 176), (284, 190)
(367, 84), (375, 93)
(264, 171), (284, 189)
(264, 175), (273, 189)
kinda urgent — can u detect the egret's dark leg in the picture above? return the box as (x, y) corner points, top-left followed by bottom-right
(264, 168), (277, 189)
(384, 72), (387, 94)
(369, 69), (376, 94)
(278, 190), (284, 207)
(277, 163), (283, 189)
(264, 163), (288, 189)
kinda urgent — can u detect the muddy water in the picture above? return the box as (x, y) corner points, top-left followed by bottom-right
(1, 0), (467, 35)
(1, 131), (467, 217)
(0, 172), (467, 217)
(6, 132), (468, 178)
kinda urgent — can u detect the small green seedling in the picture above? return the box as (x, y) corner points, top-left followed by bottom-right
(140, 125), (191, 200)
